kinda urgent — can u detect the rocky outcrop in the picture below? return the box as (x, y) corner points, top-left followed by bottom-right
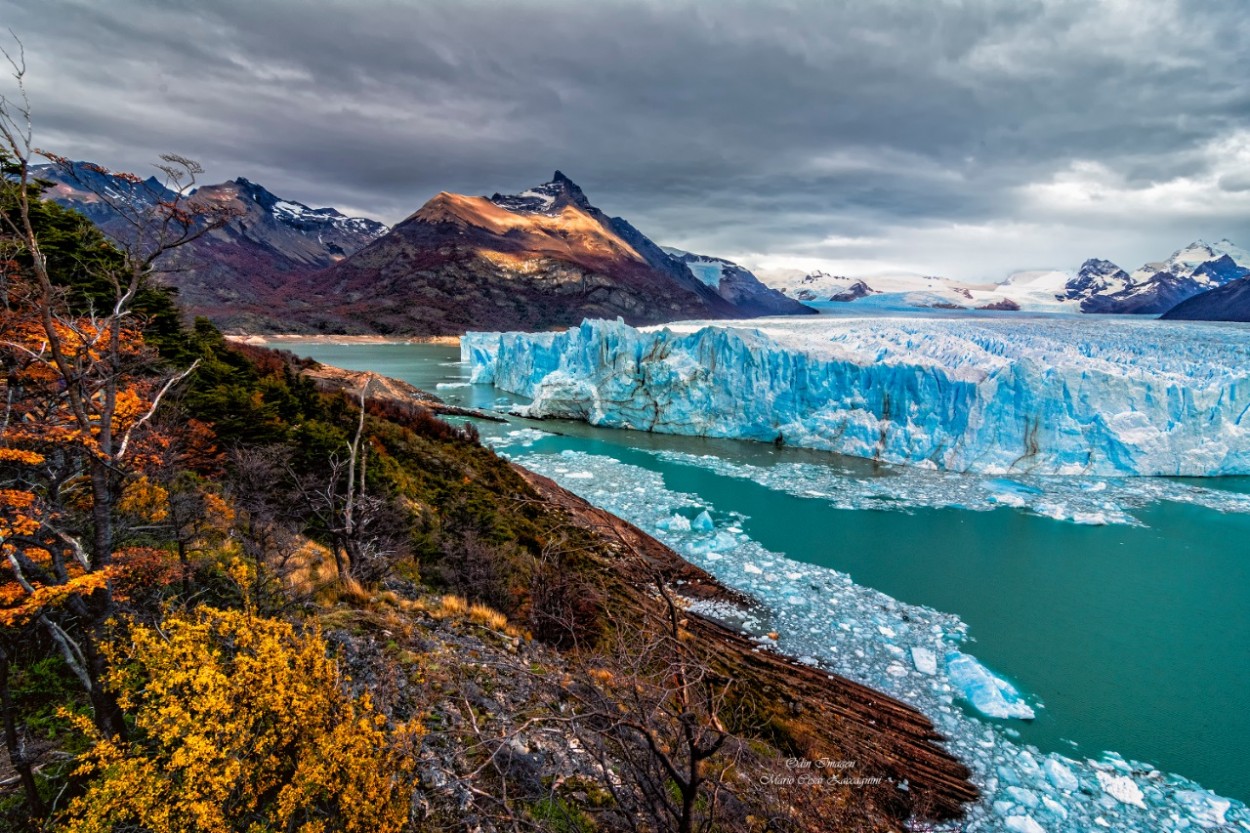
(829, 280), (877, 302)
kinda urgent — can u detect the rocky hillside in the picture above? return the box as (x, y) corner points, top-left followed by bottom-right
(1161, 273), (1250, 321)
(283, 172), (812, 335)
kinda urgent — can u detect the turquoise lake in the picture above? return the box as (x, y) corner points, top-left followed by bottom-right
(284, 339), (1250, 805)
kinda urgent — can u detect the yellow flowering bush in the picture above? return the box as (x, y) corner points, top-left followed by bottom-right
(58, 606), (420, 833)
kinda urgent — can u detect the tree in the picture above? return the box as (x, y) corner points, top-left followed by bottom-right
(0, 36), (231, 819)
(288, 381), (413, 588)
(59, 605), (420, 833)
(569, 577), (739, 833)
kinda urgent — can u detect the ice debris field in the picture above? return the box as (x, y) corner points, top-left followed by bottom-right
(463, 316), (1250, 477)
(504, 445), (1247, 833)
(645, 449), (1250, 527)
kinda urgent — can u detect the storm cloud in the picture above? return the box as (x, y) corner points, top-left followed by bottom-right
(2, 0), (1247, 279)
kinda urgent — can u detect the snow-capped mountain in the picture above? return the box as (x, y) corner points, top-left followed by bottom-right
(35, 163), (387, 261)
(1161, 242), (1250, 321)
(770, 269), (1040, 311)
(661, 248), (808, 315)
(34, 162), (388, 329)
(1062, 240), (1250, 314)
(762, 239), (1250, 315)
(225, 178), (388, 259)
(289, 172), (810, 335)
(1061, 259), (1131, 300)
(771, 270), (966, 304)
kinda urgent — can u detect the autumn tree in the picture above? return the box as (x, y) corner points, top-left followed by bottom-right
(0, 36), (233, 819)
(59, 605), (420, 833)
(288, 381), (413, 588)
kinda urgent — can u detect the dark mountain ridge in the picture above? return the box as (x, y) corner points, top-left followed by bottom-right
(1161, 274), (1250, 321)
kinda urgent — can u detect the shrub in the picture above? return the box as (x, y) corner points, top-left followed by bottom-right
(57, 606), (420, 833)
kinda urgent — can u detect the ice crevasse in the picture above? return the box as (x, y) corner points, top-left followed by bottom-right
(463, 316), (1250, 477)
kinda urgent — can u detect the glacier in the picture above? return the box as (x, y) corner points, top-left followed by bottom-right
(464, 315), (1250, 477)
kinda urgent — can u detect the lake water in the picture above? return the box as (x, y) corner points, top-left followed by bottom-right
(286, 338), (1250, 813)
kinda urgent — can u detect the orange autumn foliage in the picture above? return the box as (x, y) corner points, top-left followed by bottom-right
(0, 299), (177, 629)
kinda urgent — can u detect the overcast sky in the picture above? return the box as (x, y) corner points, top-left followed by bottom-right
(2, 0), (1248, 281)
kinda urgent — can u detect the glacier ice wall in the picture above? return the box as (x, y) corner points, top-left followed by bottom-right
(464, 316), (1250, 476)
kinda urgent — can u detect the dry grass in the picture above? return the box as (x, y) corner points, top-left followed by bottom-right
(433, 594), (469, 618)
(467, 603), (509, 631)
(284, 539), (338, 599)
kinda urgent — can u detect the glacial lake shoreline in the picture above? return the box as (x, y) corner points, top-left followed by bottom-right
(280, 320), (1250, 830)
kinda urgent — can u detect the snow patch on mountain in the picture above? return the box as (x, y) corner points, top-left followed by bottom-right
(666, 253), (726, 287)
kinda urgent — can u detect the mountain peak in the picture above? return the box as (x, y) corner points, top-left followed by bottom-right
(229, 177), (283, 210)
(489, 171), (594, 215)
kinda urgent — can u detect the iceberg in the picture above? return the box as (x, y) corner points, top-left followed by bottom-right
(464, 316), (1250, 476)
(945, 651), (1036, 720)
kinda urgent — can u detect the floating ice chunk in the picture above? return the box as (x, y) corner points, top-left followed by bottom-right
(945, 651), (1036, 720)
(987, 479), (1044, 505)
(1175, 789), (1231, 827)
(1043, 758), (1079, 792)
(692, 510), (715, 531)
(645, 448), (1250, 529)
(1015, 750), (1043, 780)
(910, 646), (938, 675)
(513, 448), (1250, 832)
(1004, 816), (1045, 833)
(1005, 786), (1039, 809)
(689, 531), (739, 555)
(1095, 771), (1146, 808)
(656, 513), (691, 532)
(484, 427), (550, 450)
(1041, 795), (1069, 819)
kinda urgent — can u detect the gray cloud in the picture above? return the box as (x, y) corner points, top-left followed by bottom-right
(1, 0), (1247, 279)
